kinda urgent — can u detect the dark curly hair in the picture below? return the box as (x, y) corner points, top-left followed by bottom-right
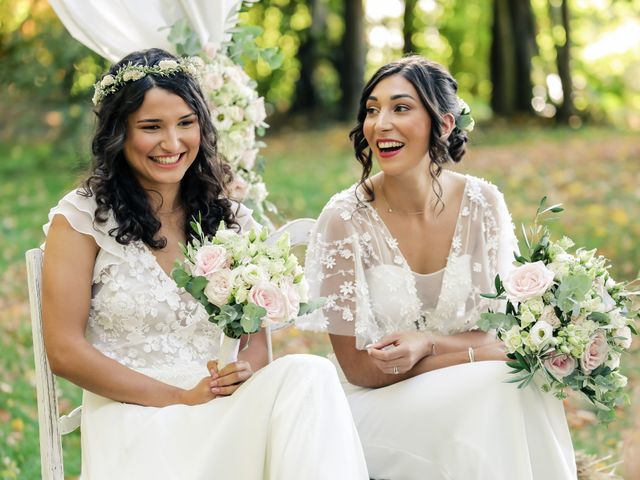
(349, 55), (469, 209)
(80, 48), (237, 249)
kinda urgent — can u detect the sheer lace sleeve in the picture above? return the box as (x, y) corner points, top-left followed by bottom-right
(470, 180), (519, 317)
(297, 196), (376, 348)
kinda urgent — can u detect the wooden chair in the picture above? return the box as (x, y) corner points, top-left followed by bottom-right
(26, 247), (82, 480)
(25, 217), (315, 477)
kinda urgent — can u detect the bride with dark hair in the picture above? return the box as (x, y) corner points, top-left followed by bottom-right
(42, 48), (368, 479)
(299, 56), (577, 480)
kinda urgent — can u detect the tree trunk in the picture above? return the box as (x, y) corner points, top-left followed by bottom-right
(338, 0), (365, 120)
(490, 0), (537, 116)
(403, 0), (418, 55)
(291, 0), (325, 112)
(550, 0), (574, 123)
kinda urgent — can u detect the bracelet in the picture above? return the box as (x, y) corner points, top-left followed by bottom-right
(467, 347), (475, 363)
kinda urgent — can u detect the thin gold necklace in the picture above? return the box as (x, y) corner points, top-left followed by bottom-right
(379, 184), (426, 215)
(157, 205), (183, 215)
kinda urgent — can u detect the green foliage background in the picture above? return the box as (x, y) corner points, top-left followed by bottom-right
(1, 0), (639, 478)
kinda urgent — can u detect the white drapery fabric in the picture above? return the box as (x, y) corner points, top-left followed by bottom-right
(48, 0), (243, 61)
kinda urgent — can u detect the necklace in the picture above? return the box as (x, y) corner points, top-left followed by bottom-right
(157, 205), (183, 215)
(379, 184), (426, 215)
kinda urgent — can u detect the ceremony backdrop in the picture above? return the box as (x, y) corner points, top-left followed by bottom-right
(1, 0), (639, 478)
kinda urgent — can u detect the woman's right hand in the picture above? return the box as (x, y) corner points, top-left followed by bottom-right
(181, 376), (218, 406)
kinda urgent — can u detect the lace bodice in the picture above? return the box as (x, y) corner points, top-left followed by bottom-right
(297, 175), (519, 349)
(43, 190), (258, 387)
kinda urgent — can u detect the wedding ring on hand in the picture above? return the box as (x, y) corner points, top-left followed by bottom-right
(468, 347), (475, 363)
(392, 366), (400, 375)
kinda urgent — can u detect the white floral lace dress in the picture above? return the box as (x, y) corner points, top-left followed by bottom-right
(44, 190), (368, 480)
(298, 175), (577, 480)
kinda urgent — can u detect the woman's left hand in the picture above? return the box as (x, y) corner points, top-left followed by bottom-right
(206, 359), (254, 396)
(367, 332), (433, 375)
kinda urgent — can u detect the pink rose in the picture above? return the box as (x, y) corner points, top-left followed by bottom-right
(194, 245), (230, 277)
(503, 261), (555, 303)
(544, 351), (576, 380)
(282, 282), (301, 320)
(203, 269), (232, 306)
(580, 330), (609, 374)
(228, 176), (249, 202)
(248, 282), (289, 324)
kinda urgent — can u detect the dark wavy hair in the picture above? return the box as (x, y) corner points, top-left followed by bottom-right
(349, 55), (469, 208)
(80, 48), (237, 249)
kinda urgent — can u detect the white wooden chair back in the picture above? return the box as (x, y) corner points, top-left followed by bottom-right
(26, 248), (82, 480)
(265, 218), (316, 363)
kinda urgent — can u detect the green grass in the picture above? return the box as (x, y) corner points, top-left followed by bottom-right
(1, 124), (639, 478)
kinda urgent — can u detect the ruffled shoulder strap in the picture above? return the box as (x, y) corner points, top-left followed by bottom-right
(43, 189), (126, 282)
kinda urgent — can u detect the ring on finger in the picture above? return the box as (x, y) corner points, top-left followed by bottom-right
(392, 365), (400, 375)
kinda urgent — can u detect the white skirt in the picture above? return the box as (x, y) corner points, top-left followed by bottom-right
(336, 359), (577, 480)
(80, 354), (369, 480)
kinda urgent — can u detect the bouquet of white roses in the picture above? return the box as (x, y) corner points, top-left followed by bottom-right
(172, 218), (321, 367)
(478, 198), (638, 421)
(200, 45), (269, 207)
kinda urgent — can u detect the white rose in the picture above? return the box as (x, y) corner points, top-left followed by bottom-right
(614, 326), (632, 349)
(529, 320), (554, 351)
(227, 106), (245, 123)
(245, 97), (267, 124)
(100, 74), (116, 87)
(228, 176), (249, 201)
(503, 261), (555, 303)
(204, 269), (232, 306)
(240, 264), (267, 286)
(239, 149), (258, 170)
(281, 282), (301, 320)
(158, 60), (179, 70)
(539, 305), (561, 329)
(204, 72), (224, 90)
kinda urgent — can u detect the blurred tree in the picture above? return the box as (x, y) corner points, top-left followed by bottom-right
(490, 0), (538, 116)
(291, 0), (324, 111)
(338, 0), (365, 119)
(548, 0), (574, 123)
(403, 0), (419, 54)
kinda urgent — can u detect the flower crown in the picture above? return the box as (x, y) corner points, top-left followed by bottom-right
(92, 57), (205, 106)
(455, 97), (475, 133)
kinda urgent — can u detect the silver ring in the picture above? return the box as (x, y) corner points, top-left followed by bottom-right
(392, 366), (400, 375)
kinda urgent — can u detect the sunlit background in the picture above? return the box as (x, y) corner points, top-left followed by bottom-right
(1, 0), (639, 478)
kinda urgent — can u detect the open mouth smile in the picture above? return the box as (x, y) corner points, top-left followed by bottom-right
(376, 139), (405, 158)
(149, 153), (185, 166)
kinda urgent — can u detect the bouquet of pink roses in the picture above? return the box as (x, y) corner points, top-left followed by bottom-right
(478, 198), (639, 421)
(172, 218), (322, 368)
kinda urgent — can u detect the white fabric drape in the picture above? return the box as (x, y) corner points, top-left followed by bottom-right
(48, 0), (243, 61)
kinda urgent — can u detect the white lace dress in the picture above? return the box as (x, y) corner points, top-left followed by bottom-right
(298, 175), (577, 480)
(44, 190), (369, 480)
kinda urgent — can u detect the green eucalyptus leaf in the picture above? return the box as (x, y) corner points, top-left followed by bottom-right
(299, 297), (327, 316)
(477, 312), (518, 331)
(172, 268), (190, 288)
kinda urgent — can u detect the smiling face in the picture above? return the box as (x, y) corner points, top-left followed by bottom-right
(123, 87), (201, 191)
(363, 74), (432, 178)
